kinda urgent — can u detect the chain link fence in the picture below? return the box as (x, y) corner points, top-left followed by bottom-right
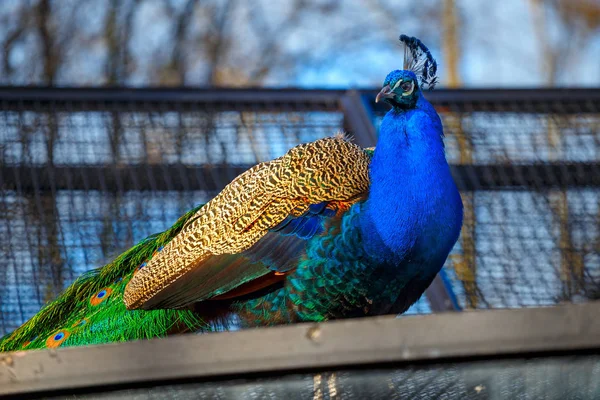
(0, 88), (599, 335)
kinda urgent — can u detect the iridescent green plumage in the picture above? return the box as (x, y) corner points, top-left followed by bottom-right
(0, 205), (206, 352)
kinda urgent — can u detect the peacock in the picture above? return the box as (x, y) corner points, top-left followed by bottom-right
(0, 35), (463, 352)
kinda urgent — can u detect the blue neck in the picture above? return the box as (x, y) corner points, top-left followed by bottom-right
(359, 93), (462, 264)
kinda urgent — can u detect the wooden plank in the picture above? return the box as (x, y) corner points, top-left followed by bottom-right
(1, 302), (600, 396)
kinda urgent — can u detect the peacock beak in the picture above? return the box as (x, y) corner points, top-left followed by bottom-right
(375, 85), (394, 103)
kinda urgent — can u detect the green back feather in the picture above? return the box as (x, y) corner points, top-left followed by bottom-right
(0, 204), (207, 352)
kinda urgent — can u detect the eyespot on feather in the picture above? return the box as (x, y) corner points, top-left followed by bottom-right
(22, 336), (38, 349)
(90, 288), (113, 306)
(72, 318), (88, 328)
(46, 330), (70, 348)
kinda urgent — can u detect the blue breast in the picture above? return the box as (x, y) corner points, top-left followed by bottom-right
(359, 93), (463, 274)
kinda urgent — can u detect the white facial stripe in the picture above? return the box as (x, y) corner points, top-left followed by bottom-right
(401, 81), (415, 96)
(391, 79), (403, 91)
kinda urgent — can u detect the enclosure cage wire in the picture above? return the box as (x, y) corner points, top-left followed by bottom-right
(28, 357), (600, 400)
(0, 89), (599, 336)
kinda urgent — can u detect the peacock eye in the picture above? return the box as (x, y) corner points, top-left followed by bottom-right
(401, 81), (413, 92)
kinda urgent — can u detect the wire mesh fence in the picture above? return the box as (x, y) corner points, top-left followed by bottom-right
(0, 88), (599, 336)
(35, 356), (600, 400)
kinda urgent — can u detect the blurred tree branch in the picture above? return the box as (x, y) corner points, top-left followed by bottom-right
(442, 0), (461, 88)
(2, 3), (29, 79)
(530, 0), (600, 85)
(160, 0), (196, 84)
(0, 0), (416, 87)
(0, 0), (597, 87)
(105, 0), (138, 85)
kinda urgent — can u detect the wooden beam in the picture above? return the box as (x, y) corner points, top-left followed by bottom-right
(2, 302), (600, 397)
(2, 163), (598, 193)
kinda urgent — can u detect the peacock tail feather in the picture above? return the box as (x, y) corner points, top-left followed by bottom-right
(0, 204), (206, 352)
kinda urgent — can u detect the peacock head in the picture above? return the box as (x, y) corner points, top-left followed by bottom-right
(376, 34), (438, 111)
(376, 70), (420, 109)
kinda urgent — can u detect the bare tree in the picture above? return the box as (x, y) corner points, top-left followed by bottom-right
(0, 0), (422, 87)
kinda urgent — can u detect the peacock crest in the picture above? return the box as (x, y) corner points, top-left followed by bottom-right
(400, 34), (438, 90)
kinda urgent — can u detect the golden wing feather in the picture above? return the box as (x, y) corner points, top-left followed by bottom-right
(123, 135), (371, 310)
